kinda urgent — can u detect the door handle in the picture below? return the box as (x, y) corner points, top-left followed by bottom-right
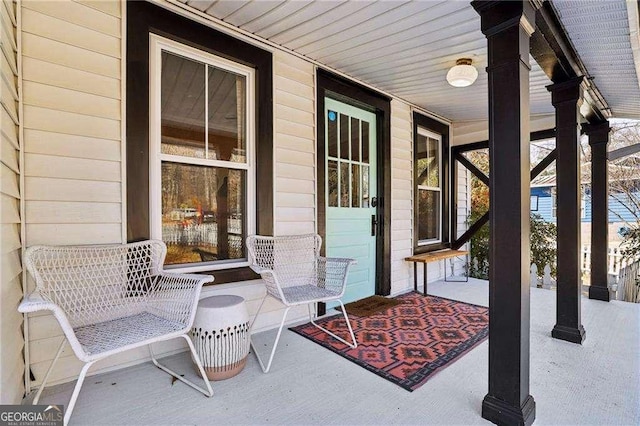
(371, 197), (378, 207)
(371, 214), (377, 237)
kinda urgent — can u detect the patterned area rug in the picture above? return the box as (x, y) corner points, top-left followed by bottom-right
(290, 292), (489, 391)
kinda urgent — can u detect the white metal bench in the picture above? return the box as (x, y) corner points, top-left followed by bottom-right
(19, 240), (214, 424)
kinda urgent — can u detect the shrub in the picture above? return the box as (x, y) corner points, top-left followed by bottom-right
(619, 226), (640, 260)
(468, 213), (557, 279)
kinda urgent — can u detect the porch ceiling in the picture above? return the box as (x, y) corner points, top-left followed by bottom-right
(177, 0), (554, 122)
(174, 0), (640, 123)
(552, 0), (640, 119)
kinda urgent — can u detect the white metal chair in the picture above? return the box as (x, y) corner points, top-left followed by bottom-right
(19, 240), (214, 425)
(246, 234), (357, 373)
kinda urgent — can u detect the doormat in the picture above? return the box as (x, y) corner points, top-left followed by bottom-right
(335, 295), (404, 317)
(290, 292), (488, 391)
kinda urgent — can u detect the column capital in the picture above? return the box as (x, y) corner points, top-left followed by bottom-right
(582, 121), (611, 146)
(546, 76), (584, 106)
(471, 0), (539, 37)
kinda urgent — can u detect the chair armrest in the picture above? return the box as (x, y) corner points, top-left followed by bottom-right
(148, 272), (214, 326)
(249, 265), (272, 275)
(317, 257), (356, 293)
(320, 257), (357, 266)
(18, 292), (83, 359)
(156, 271), (214, 287)
(18, 291), (57, 314)
(247, 265), (286, 302)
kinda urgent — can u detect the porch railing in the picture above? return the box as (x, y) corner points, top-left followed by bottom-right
(470, 244), (640, 302)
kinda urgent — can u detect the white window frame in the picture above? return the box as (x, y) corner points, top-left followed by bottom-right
(416, 126), (442, 245)
(530, 195), (539, 211)
(580, 185), (587, 219)
(149, 34), (256, 272)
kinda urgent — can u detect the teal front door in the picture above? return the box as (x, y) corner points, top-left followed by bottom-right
(324, 97), (377, 308)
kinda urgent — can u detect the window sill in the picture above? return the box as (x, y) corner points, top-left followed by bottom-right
(413, 242), (450, 255)
(195, 266), (260, 285)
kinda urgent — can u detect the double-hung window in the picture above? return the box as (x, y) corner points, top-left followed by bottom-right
(149, 35), (255, 272)
(416, 127), (442, 245)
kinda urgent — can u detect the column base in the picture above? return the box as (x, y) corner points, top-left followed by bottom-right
(588, 285), (610, 302)
(482, 394), (536, 426)
(552, 324), (586, 344)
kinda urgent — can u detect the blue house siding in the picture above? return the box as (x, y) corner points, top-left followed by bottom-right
(530, 185), (640, 224)
(530, 186), (555, 222)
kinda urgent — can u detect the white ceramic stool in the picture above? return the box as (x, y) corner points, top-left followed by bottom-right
(191, 295), (250, 380)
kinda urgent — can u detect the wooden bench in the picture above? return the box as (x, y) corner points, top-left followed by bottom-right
(405, 249), (469, 295)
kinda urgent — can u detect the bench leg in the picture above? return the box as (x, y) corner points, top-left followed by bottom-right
(413, 263), (417, 293)
(424, 263), (428, 296)
(444, 256), (470, 282)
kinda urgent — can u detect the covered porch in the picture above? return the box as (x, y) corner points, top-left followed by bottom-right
(2, 0), (640, 424)
(34, 279), (639, 425)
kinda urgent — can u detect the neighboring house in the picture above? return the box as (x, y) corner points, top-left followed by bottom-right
(0, 1), (639, 425)
(531, 178), (640, 225)
(531, 165), (640, 246)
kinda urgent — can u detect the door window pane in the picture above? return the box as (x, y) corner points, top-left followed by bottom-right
(328, 160), (338, 207)
(208, 68), (246, 163)
(161, 52), (206, 158)
(161, 162), (246, 265)
(362, 121), (370, 163)
(351, 164), (360, 208)
(351, 117), (360, 162)
(362, 165), (370, 208)
(328, 110), (338, 158)
(340, 114), (350, 160)
(340, 162), (349, 207)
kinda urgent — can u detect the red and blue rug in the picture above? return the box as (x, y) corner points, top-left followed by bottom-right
(290, 292), (489, 391)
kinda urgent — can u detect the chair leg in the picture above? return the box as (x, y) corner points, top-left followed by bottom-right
(249, 294), (268, 331)
(309, 301), (357, 349)
(33, 337), (66, 405)
(64, 360), (95, 426)
(148, 336), (213, 397)
(250, 304), (291, 373)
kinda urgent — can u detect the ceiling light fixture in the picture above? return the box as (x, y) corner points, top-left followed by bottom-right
(446, 58), (478, 87)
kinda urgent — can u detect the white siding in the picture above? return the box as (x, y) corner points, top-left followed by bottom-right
(1, 0), (25, 404)
(454, 163), (471, 275)
(273, 50), (316, 237)
(21, 0), (125, 387)
(390, 100), (413, 295)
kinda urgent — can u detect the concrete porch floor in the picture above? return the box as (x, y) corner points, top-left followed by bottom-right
(36, 279), (639, 425)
